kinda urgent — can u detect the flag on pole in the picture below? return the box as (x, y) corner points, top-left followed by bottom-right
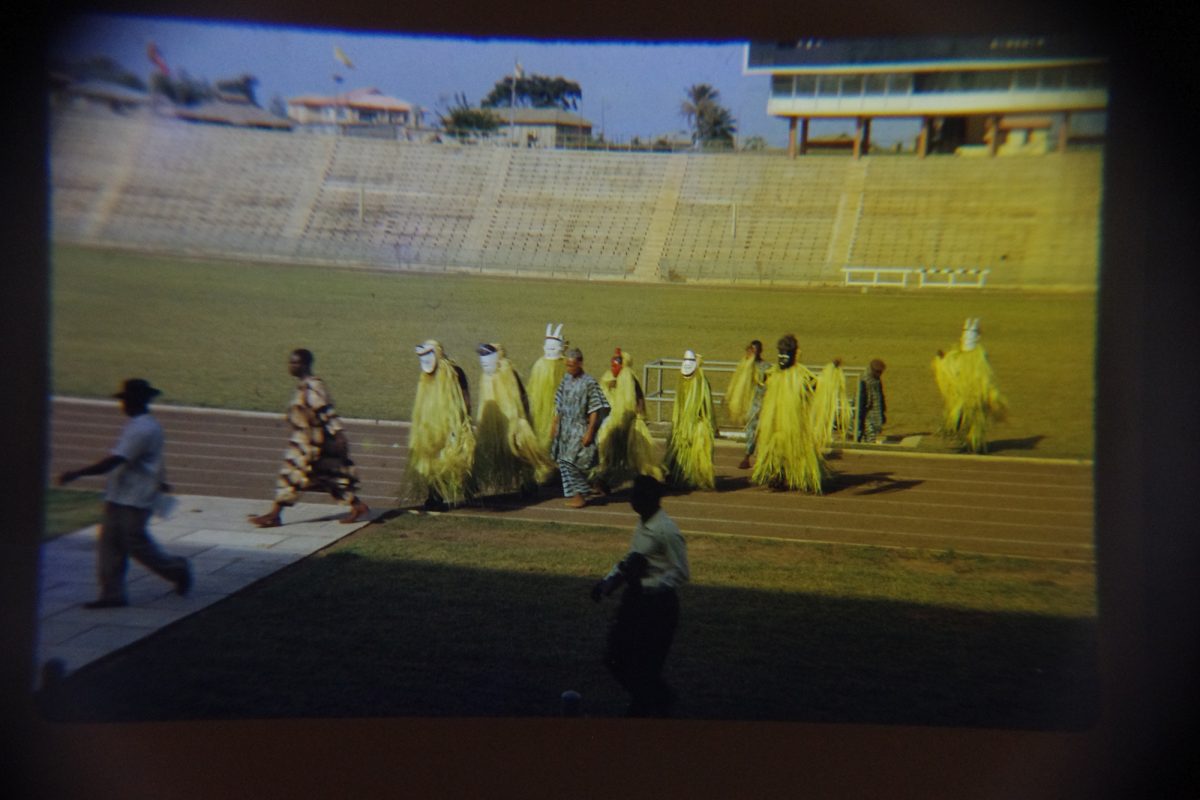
(334, 46), (355, 69)
(147, 41), (170, 76)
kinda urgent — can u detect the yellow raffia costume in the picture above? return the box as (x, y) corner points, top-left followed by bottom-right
(810, 361), (853, 452)
(664, 352), (717, 490)
(474, 344), (554, 495)
(933, 319), (1008, 453)
(526, 324), (566, 483)
(725, 351), (761, 427)
(406, 341), (475, 506)
(751, 342), (826, 493)
(594, 350), (664, 485)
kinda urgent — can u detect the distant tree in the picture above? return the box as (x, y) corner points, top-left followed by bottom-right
(681, 83), (737, 145)
(215, 74), (259, 105)
(438, 92), (502, 138)
(741, 135), (768, 151)
(53, 55), (146, 91)
(481, 73), (581, 110)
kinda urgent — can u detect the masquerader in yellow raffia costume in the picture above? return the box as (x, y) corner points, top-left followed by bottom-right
(406, 340), (475, 510)
(663, 349), (717, 490)
(594, 348), (664, 489)
(751, 334), (830, 493)
(810, 359), (853, 453)
(727, 339), (770, 469)
(932, 318), (1008, 453)
(526, 323), (566, 483)
(473, 342), (554, 497)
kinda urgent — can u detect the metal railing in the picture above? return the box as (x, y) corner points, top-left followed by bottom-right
(641, 358), (866, 441)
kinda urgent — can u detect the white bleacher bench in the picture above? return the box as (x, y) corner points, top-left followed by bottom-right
(841, 266), (991, 289)
(841, 267), (915, 287)
(916, 267), (990, 288)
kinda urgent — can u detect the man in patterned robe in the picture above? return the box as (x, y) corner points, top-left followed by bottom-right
(249, 349), (369, 527)
(550, 348), (610, 508)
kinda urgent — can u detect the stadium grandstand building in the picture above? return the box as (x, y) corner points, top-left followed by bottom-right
(745, 36), (1108, 158)
(287, 87), (422, 138)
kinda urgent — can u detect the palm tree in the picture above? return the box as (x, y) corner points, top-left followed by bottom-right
(681, 83), (736, 145)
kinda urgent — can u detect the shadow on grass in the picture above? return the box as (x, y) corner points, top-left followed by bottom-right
(987, 435), (1047, 453)
(35, 552), (1099, 729)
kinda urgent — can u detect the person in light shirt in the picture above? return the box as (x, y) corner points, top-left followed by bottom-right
(591, 475), (690, 717)
(58, 378), (191, 609)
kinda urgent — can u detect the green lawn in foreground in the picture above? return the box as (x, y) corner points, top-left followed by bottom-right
(42, 488), (103, 540)
(51, 244), (1096, 459)
(37, 512), (1098, 725)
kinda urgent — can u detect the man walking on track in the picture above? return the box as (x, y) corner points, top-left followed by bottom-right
(58, 378), (192, 609)
(550, 347), (609, 508)
(249, 348), (369, 527)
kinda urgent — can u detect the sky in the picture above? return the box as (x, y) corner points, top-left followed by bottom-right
(47, 12), (923, 148)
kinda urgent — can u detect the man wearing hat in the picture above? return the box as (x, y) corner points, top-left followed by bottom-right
(58, 378), (192, 608)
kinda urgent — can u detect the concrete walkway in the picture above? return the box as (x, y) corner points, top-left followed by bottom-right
(35, 495), (372, 684)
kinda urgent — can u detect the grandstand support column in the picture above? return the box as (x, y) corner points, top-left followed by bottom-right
(787, 118), (811, 159)
(986, 115), (999, 157)
(918, 117), (930, 159)
(1058, 112), (1071, 153)
(853, 117), (871, 159)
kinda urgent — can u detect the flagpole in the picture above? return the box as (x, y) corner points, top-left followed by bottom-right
(510, 59), (518, 147)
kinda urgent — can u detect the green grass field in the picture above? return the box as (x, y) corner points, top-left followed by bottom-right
(40, 244), (1099, 723)
(51, 244), (1096, 458)
(38, 512), (1098, 725)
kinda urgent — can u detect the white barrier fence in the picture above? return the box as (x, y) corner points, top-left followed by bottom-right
(841, 266), (991, 288)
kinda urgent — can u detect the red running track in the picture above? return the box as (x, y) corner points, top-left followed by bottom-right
(47, 398), (1094, 563)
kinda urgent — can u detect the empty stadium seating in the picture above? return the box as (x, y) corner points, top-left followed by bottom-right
(49, 108), (1102, 288)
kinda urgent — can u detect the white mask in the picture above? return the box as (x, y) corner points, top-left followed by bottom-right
(543, 323), (564, 359)
(961, 318), (981, 352)
(480, 351), (499, 375)
(416, 344), (438, 374)
(681, 350), (698, 377)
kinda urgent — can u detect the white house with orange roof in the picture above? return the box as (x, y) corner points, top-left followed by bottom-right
(286, 87), (419, 132)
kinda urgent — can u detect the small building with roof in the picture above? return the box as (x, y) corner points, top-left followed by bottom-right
(287, 87), (418, 133)
(745, 36), (1108, 158)
(495, 107), (594, 148)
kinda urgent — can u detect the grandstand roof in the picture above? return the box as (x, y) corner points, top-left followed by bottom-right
(174, 98), (294, 130)
(288, 87), (413, 112)
(746, 36), (1107, 72)
(60, 79), (150, 106)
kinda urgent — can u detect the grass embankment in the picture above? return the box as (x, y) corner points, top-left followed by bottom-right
(39, 512), (1097, 726)
(51, 244), (1096, 459)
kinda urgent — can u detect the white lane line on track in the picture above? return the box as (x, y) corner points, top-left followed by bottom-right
(53, 396), (409, 428)
(447, 510), (1096, 564)
(458, 502), (1093, 550)
(54, 398), (1092, 466)
(677, 494), (1095, 521)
